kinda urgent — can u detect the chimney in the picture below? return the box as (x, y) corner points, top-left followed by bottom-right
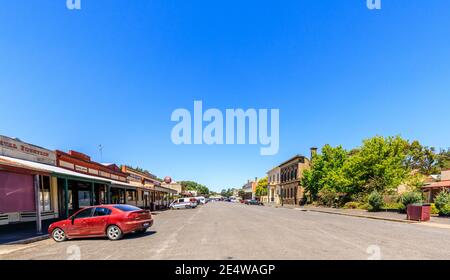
(255, 177), (258, 183)
(310, 147), (318, 160)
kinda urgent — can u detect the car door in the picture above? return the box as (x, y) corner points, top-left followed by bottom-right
(67, 208), (94, 237)
(84, 207), (112, 235)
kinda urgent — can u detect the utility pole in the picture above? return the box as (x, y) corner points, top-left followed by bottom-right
(98, 144), (103, 162)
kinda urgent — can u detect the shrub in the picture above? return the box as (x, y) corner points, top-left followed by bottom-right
(383, 202), (403, 210)
(430, 203), (440, 215)
(318, 188), (338, 207)
(400, 192), (423, 209)
(358, 203), (370, 210)
(343, 202), (360, 209)
(368, 191), (384, 212)
(435, 191), (450, 216)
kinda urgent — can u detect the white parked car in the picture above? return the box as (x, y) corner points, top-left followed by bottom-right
(170, 198), (196, 209)
(195, 196), (206, 205)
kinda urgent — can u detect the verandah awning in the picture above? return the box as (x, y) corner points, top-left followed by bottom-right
(1, 156), (118, 185)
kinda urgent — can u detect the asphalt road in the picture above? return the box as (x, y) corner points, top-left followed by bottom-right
(1, 202), (450, 260)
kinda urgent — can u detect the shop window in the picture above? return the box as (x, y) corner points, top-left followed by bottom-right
(40, 176), (52, 212)
(78, 190), (91, 207)
(127, 190), (136, 201)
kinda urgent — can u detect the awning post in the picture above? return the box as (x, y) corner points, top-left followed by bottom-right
(91, 182), (95, 206)
(64, 178), (69, 218)
(34, 175), (42, 234)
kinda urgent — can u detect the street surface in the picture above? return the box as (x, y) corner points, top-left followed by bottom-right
(1, 202), (450, 260)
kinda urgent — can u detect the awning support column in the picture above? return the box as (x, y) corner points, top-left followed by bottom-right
(34, 175), (42, 234)
(91, 182), (95, 206)
(107, 185), (111, 204)
(64, 178), (69, 218)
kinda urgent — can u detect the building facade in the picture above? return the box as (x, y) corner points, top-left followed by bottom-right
(267, 167), (281, 205)
(0, 134), (175, 230)
(279, 155), (310, 206)
(423, 169), (450, 203)
(0, 136), (59, 226)
(242, 178), (257, 200)
(121, 166), (176, 211)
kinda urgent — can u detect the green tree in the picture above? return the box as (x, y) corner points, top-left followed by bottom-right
(255, 177), (268, 197)
(220, 188), (233, 197)
(347, 136), (410, 194)
(179, 181), (210, 195)
(436, 148), (450, 171)
(302, 145), (351, 199)
(405, 141), (438, 175)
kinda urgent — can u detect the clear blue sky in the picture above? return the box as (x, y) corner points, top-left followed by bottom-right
(1, 1), (450, 192)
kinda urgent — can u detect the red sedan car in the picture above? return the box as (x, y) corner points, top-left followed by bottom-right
(48, 204), (153, 242)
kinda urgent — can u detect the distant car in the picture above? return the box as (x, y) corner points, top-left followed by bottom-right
(170, 198), (197, 209)
(48, 205), (153, 242)
(245, 200), (263, 206)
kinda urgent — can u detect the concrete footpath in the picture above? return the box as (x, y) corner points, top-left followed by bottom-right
(0, 220), (54, 245)
(296, 205), (450, 229)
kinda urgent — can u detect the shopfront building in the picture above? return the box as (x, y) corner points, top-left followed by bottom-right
(0, 136), (59, 226)
(122, 166), (176, 211)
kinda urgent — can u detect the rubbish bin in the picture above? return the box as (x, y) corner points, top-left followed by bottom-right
(407, 203), (431, 222)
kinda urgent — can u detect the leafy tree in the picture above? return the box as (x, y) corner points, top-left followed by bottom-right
(405, 141), (438, 175)
(436, 148), (450, 171)
(347, 136), (410, 194)
(179, 181), (210, 195)
(220, 188), (233, 197)
(302, 145), (351, 199)
(255, 177), (268, 197)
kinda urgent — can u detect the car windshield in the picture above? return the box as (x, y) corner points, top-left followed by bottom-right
(113, 205), (142, 212)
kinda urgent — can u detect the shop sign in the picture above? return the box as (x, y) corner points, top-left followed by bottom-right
(59, 160), (75, 170)
(100, 171), (111, 178)
(88, 168), (99, 175)
(75, 165), (88, 173)
(0, 135), (56, 165)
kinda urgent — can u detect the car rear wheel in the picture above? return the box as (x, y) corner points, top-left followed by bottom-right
(107, 225), (123, 241)
(52, 228), (67, 242)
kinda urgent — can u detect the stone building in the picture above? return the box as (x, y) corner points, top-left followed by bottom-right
(267, 166), (281, 205)
(279, 155), (311, 206)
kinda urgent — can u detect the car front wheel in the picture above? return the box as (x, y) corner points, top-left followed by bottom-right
(107, 225), (123, 241)
(52, 228), (67, 242)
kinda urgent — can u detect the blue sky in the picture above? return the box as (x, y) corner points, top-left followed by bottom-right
(1, 0), (450, 192)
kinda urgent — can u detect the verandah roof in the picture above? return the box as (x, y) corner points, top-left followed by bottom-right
(0, 156), (132, 187)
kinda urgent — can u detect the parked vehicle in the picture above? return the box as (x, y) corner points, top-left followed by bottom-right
(170, 198), (197, 209)
(195, 196), (206, 205)
(245, 200), (264, 206)
(48, 205), (153, 242)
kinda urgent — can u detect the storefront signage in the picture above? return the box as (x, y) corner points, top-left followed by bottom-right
(88, 168), (99, 175)
(75, 165), (88, 173)
(59, 160), (75, 170)
(99, 171), (111, 178)
(0, 135), (56, 165)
